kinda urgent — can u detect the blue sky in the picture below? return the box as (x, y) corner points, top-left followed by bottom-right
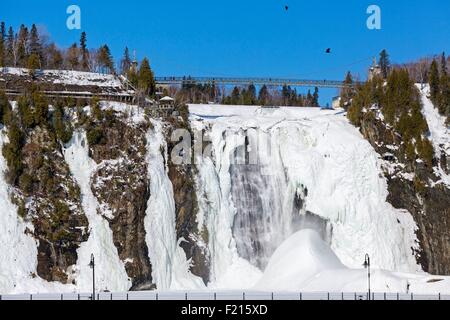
(2, 0), (449, 104)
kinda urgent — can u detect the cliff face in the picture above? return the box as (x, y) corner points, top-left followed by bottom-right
(165, 116), (210, 284)
(87, 112), (154, 290)
(359, 112), (450, 274)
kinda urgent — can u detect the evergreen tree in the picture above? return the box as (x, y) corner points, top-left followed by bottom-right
(17, 25), (28, 67)
(80, 32), (89, 71)
(258, 85), (270, 105)
(0, 22), (5, 67)
(3, 115), (24, 184)
(306, 90), (313, 106)
(120, 47), (131, 75)
(243, 84), (257, 105)
(0, 22), (5, 41)
(33, 92), (49, 126)
(47, 43), (63, 69)
(27, 53), (40, 76)
(340, 71), (354, 108)
(6, 26), (14, 66)
(429, 60), (440, 103)
(138, 57), (155, 96)
(17, 95), (34, 129)
(0, 90), (12, 124)
(441, 52), (448, 75)
(312, 87), (319, 107)
(53, 102), (73, 143)
(379, 49), (390, 79)
(281, 85), (291, 105)
(97, 45), (115, 74)
(66, 43), (79, 70)
(439, 52), (449, 116)
(29, 24), (42, 65)
(0, 34), (3, 67)
(230, 86), (241, 105)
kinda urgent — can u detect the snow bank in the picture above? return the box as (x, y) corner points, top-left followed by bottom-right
(255, 229), (450, 293)
(255, 229), (344, 291)
(63, 130), (131, 292)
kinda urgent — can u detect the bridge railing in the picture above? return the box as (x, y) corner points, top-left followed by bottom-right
(155, 76), (361, 88)
(1, 291), (448, 301)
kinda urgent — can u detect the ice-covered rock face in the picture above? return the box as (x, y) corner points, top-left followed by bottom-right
(191, 105), (421, 284)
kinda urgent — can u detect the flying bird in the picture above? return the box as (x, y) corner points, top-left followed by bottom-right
(325, 48), (331, 54)
(285, 5), (289, 11)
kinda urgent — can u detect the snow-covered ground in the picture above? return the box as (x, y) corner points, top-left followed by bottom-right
(0, 67), (123, 88)
(255, 229), (450, 294)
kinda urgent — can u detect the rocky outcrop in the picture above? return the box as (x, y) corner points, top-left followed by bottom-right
(359, 112), (450, 274)
(88, 114), (154, 290)
(165, 116), (210, 284)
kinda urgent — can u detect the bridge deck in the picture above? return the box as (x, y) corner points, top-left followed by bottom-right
(156, 77), (359, 88)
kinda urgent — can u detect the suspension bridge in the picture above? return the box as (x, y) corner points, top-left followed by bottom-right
(155, 76), (359, 89)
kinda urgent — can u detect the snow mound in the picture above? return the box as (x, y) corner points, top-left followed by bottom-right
(255, 229), (450, 293)
(254, 230), (344, 291)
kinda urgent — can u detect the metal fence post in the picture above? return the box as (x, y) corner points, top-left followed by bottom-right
(300, 292), (302, 301)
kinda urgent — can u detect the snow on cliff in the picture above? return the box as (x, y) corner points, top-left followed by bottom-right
(0, 67), (123, 88)
(418, 84), (450, 186)
(63, 130), (131, 292)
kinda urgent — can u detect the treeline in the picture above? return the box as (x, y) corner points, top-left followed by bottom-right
(0, 22), (157, 96)
(0, 22), (114, 73)
(428, 53), (450, 121)
(175, 78), (320, 106)
(0, 87), (73, 187)
(347, 69), (433, 167)
(393, 52), (449, 122)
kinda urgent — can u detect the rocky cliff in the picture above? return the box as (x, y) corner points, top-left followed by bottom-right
(359, 108), (450, 274)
